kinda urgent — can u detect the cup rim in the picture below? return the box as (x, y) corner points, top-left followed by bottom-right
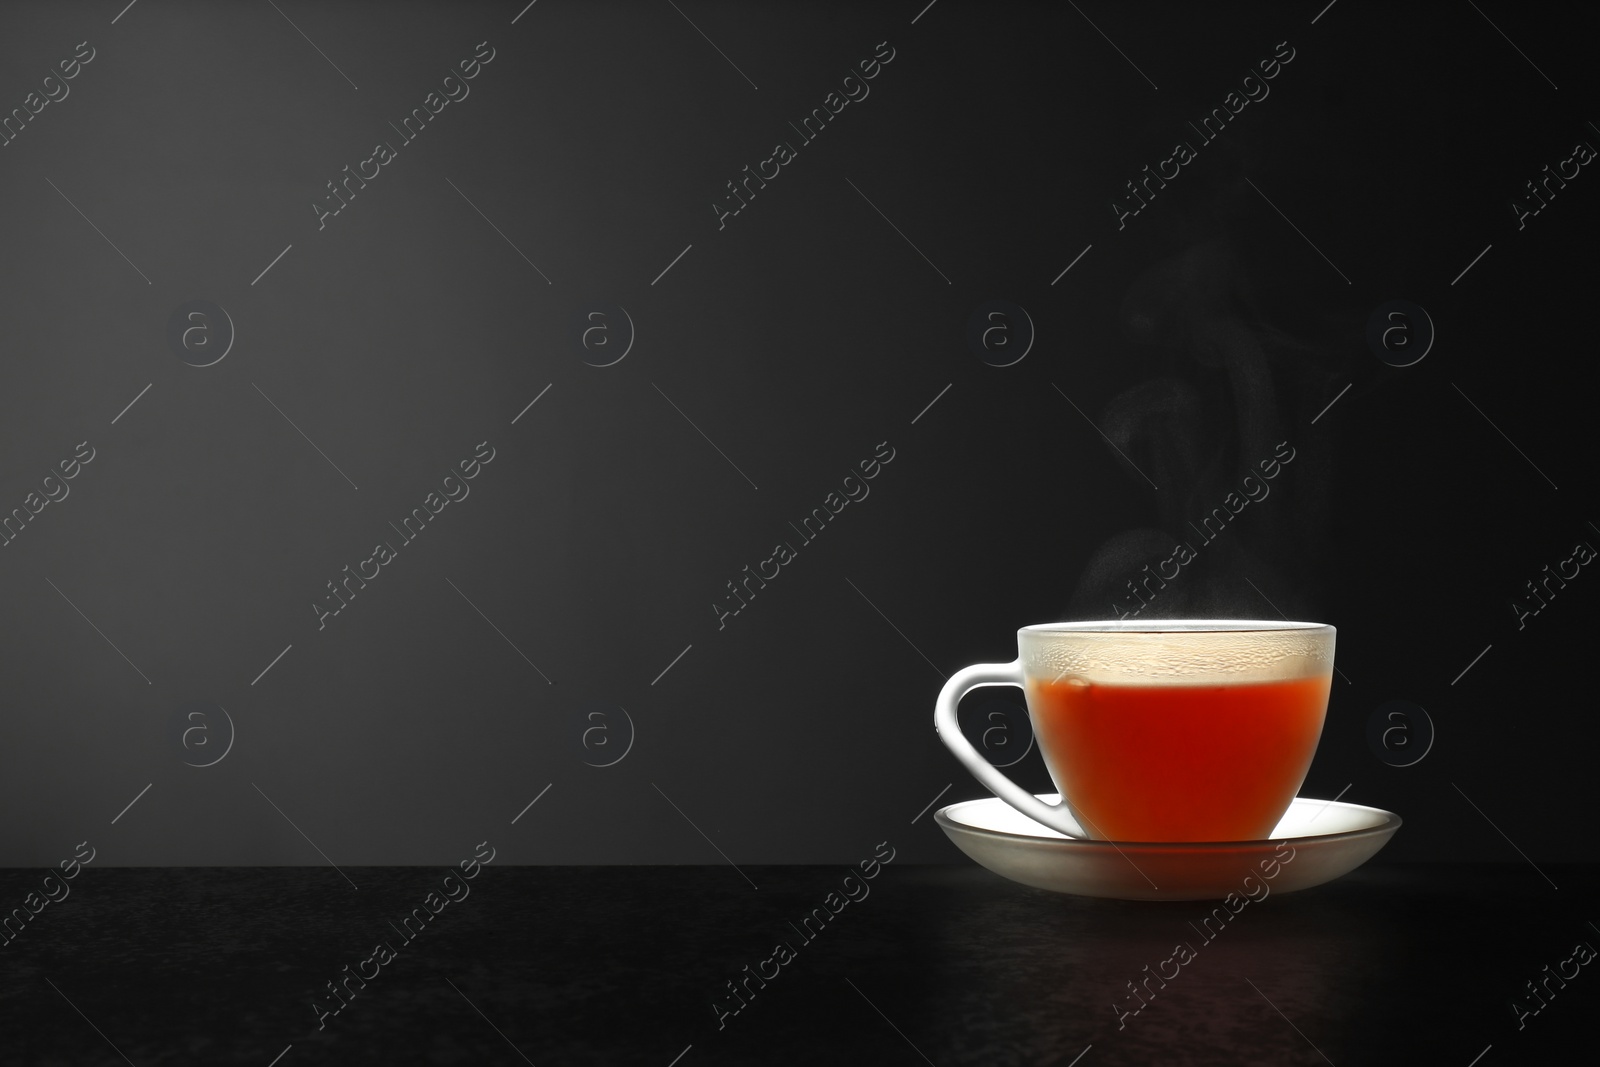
(1020, 619), (1331, 635)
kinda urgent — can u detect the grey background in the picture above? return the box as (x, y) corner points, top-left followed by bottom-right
(0, 0), (1594, 867)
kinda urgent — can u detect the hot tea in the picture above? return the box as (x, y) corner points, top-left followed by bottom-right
(934, 620), (1336, 841)
(1027, 674), (1329, 841)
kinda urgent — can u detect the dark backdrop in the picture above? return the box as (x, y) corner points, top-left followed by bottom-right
(0, 0), (1594, 868)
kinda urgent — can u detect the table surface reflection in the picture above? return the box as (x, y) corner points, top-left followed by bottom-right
(1, 862), (1593, 1065)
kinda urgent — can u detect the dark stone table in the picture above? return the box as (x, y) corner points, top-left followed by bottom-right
(1, 862), (1593, 1065)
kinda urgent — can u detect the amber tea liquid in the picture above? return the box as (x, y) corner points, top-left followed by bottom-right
(1027, 674), (1330, 841)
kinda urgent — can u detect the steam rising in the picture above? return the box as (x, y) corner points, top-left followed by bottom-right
(1064, 234), (1341, 623)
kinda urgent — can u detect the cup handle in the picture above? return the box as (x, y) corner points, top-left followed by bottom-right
(934, 660), (1090, 839)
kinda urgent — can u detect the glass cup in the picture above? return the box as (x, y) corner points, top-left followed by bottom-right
(933, 620), (1335, 841)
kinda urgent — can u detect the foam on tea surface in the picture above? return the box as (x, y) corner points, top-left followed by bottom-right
(1021, 619), (1332, 685)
